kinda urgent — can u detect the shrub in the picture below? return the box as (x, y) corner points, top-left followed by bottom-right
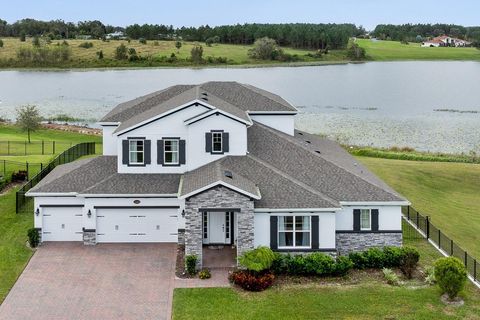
(0, 39), (3, 48)
(348, 251), (369, 269)
(347, 43), (366, 60)
(198, 268), (211, 280)
(79, 42), (93, 49)
(96, 50), (104, 59)
(304, 253), (336, 276)
(32, 36), (41, 47)
(334, 256), (354, 276)
(248, 37), (281, 60)
(190, 45), (203, 64)
(229, 270), (274, 291)
(27, 228), (40, 248)
(238, 246), (275, 272)
(153, 41), (159, 46)
(363, 248), (385, 269)
(115, 44), (128, 60)
(185, 255), (197, 275)
(383, 246), (403, 267)
(128, 48), (138, 61)
(20, 32), (26, 42)
(399, 246), (420, 279)
(139, 38), (147, 44)
(434, 257), (467, 299)
(383, 268), (400, 286)
(425, 266), (436, 285)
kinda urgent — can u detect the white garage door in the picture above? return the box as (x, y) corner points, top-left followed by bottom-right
(96, 207), (178, 243)
(42, 206), (83, 241)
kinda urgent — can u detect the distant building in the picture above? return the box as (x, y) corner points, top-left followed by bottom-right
(421, 35), (471, 47)
(106, 31), (127, 40)
(76, 35), (92, 40)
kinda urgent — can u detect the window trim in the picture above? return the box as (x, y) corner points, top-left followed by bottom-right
(163, 138), (180, 165)
(277, 215), (312, 249)
(128, 139), (145, 165)
(212, 132), (223, 154)
(360, 209), (371, 231)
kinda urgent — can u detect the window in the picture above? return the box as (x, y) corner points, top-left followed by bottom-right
(360, 209), (371, 230)
(278, 216), (311, 248)
(203, 212), (208, 239)
(225, 212), (231, 240)
(164, 139), (179, 164)
(129, 139), (144, 164)
(212, 132), (223, 153)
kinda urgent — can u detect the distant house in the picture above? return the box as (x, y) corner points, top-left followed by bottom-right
(106, 31), (127, 40)
(422, 35), (471, 47)
(76, 35), (92, 40)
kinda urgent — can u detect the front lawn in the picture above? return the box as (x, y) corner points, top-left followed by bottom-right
(173, 240), (480, 320)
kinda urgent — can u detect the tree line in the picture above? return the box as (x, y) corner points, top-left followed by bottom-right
(0, 18), (364, 50)
(372, 23), (480, 42)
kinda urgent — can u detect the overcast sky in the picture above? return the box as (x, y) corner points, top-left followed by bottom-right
(1, 0), (479, 30)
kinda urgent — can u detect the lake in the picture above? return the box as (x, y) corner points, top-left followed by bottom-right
(1, 61), (479, 153)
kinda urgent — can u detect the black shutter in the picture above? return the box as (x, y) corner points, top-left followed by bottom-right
(311, 215), (319, 249)
(270, 216), (278, 250)
(157, 140), (164, 165)
(122, 140), (129, 165)
(205, 132), (212, 153)
(353, 209), (361, 231)
(223, 132), (229, 153)
(144, 140), (151, 164)
(179, 140), (186, 165)
(371, 209), (379, 231)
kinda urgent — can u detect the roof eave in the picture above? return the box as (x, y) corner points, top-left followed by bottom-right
(179, 180), (261, 200)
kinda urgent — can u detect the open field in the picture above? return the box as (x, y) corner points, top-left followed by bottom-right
(358, 157), (480, 259)
(357, 38), (480, 61)
(173, 239), (480, 320)
(0, 37), (348, 68)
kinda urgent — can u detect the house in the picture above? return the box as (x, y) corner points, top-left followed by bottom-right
(421, 35), (471, 47)
(106, 31), (127, 40)
(27, 82), (409, 267)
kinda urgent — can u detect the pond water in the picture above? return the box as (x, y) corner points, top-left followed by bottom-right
(0, 61), (479, 153)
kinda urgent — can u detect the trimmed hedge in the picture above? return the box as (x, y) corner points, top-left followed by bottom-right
(348, 246), (417, 271)
(272, 252), (352, 276)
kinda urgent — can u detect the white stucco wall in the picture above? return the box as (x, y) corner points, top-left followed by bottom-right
(102, 125), (118, 155)
(250, 114), (295, 136)
(254, 211), (336, 249)
(335, 205), (402, 231)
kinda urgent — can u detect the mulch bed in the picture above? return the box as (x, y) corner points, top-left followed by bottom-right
(0, 182), (23, 196)
(176, 244), (196, 279)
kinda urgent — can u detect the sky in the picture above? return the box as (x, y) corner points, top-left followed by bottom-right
(1, 0), (479, 30)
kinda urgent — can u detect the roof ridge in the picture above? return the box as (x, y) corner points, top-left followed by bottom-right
(245, 154), (340, 207)
(253, 122), (403, 200)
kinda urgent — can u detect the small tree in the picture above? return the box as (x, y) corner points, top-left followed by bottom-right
(434, 257), (467, 300)
(16, 105), (42, 143)
(399, 246), (419, 279)
(139, 37), (147, 44)
(248, 37), (280, 60)
(115, 43), (128, 60)
(20, 32), (26, 42)
(96, 50), (104, 59)
(0, 39), (3, 48)
(128, 47), (138, 61)
(32, 36), (41, 47)
(190, 45), (203, 64)
(175, 40), (182, 53)
(347, 43), (366, 61)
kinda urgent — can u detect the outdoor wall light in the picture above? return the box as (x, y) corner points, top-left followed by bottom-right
(181, 209), (185, 218)
(35, 208), (40, 216)
(87, 209), (92, 218)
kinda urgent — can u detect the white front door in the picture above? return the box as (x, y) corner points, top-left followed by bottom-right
(209, 212), (226, 243)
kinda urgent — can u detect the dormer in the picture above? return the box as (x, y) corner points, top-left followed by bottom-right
(97, 82), (298, 174)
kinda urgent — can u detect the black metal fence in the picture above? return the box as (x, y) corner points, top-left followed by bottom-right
(0, 140), (74, 156)
(1, 159), (44, 182)
(402, 206), (479, 285)
(16, 142), (96, 213)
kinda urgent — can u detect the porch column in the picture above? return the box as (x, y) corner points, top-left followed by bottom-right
(184, 201), (203, 269)
(236, 201), (255, 259)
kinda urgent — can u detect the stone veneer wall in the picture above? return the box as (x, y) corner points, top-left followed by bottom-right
(83, 229), (96, 245)
(177, 229), (185, 245)
(184, 186), (254, 268)
(336, 232), (402, 255)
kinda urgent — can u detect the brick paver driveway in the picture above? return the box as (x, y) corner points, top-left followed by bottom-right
(0, 242), (176, 320)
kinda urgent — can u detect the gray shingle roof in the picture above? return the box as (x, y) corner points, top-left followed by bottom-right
(27, 156), (181, 195)
(180, 160), (260, 199)
(101, 82), (297, 134)
(247, 122), (406, 202)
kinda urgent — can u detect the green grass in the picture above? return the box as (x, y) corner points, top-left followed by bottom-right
(357, 38), (480, 61)
(173, 239), (480, 320)
(0, 37), (348, 69)
(0, 124), (101, 144)
(358, 157), (480, 258)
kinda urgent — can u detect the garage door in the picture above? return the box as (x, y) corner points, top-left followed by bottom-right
(42, 206), (83, 241)
(96, 208), (178, 243)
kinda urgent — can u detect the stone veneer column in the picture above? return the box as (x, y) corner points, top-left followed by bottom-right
(83, 229), (96, 245)
(184, 186), (255, 269)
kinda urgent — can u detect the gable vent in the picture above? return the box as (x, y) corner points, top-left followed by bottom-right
(305, 140), (311, 144)
(224, 170), (233, 179)
(201, 97), (209, 101)
(298, 132), (303, 136)
(315, 150), (321, 154)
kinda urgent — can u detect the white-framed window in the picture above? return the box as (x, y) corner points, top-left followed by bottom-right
(278, 216), (311, 248)
(164, 139), (179, 164)
(129, 139), (144, 164)
(360, 209), (371, 230)
(212, 132), (223, 153)
(203, 212), (208, 239)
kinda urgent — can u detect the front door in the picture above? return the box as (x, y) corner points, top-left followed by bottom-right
(209, 212), (226, 243)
